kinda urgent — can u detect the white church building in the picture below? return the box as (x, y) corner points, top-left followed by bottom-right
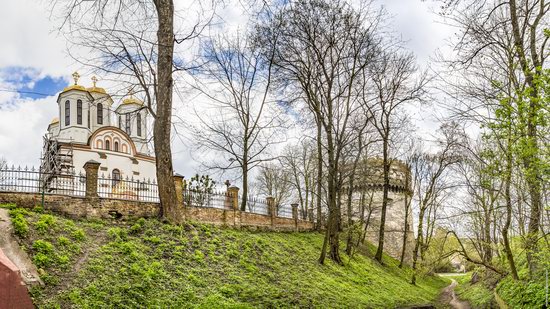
(41, 72), (157, 192)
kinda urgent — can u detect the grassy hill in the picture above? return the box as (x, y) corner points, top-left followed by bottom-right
(3, 204), (448, 308)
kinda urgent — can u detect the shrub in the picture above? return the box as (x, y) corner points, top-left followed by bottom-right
(71, 229), (86, 241)
(107, 227), (127, 241)
(58, 236), (70, 247)
(12, 215), (29, 238)
(33, 240), (54, 254)
(35, 214), (56, 233)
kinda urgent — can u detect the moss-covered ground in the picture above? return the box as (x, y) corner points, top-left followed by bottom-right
(3, 204), (448, 308)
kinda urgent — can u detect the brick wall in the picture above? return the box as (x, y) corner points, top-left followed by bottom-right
(0, 192), (314, 232)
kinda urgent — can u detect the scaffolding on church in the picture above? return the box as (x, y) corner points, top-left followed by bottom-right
(39, 134), (76, 194)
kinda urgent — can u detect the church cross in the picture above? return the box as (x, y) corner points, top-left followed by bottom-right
(72, 72), (80, 85)
(91, 76), (98, 87)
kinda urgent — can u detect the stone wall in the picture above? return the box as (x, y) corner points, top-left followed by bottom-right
(0, 192), (313, 232)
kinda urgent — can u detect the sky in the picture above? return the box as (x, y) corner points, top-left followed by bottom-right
(0, 0), (455, 178)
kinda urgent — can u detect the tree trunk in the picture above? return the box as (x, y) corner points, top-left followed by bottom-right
(375, 137), (390, 262)
(240, 161), (248, 211)
(153, 0), (181, 223)
(315, 121), (323, 230)
(411, 206), (425, 285)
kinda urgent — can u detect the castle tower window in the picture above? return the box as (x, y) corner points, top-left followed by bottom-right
(137, 113), (142, 137)
(125, 114), (131, 134)
(114, 141), (119, 152)
(77, 100), (82, 125)
(105, 139), (110, 151)
(112, 169), (121, 186)
(97, 103), (103, 125)
(64, 100), (70, 126)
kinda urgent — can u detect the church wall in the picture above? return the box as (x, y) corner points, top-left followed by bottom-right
(71, 148), (156, 181)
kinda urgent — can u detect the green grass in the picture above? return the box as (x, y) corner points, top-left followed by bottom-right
(455, 282), (494, 308)
(8, 206), (448, 308)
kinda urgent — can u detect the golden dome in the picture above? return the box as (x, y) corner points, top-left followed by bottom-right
(50, 117), (59, 124)
(86, 86), (107, 94)
(121, 97), (144, 106)
(62, 84), (86, 92)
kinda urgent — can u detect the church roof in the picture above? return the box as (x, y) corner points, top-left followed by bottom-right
(86, 86), (107, 94)
(61, 84), (86, 93)
(120, 97), (144, 107)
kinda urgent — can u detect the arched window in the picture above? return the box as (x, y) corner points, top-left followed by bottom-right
(77, 100), (82, 125)
(125, 114), (131, 134)
(118, 115), (122, 129)
(105, 139), (110, 151)
(87, 110), (90, 129)
(114, 141), (119, 152)
(112, 169), (121, 186)
(64, 100), (70, 126)
(137, 113), (142, 137)
(96, 140), (103, 149)
(97, 103), (103, 125)
(122, 144), (128, 154)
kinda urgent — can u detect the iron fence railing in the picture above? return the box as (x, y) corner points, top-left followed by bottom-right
(98, 174), (159, 203)
(0, 165), (304, 219)
(277, 204), (294, 218)
(183, 190), (233, 209)
(0, 166), (86, 196)
(246, 196), (269, 215)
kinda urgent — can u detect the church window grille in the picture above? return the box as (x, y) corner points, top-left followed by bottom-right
(64, 100), (70, 126)
(97, 103), (103, 125)
(112, 169), (121, 186)
(137, 113), (142, 137)
(77, 100), (82, 125)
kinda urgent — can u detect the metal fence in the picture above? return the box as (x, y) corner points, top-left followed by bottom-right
(245, 196), (269, 215)
(183, 189), (233, 209)
(0, 165), (86, 196)
(98, 174), (159, 203)
(0, 165), (302, 219)
(277, 204), (294, 218)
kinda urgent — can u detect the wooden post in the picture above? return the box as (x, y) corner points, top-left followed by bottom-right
(291, 203), (299, 231)
(83, 160), (100, 199)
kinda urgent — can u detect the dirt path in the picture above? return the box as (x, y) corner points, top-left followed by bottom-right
(439, 279), (471, 309)
(0, 208), (42, 286)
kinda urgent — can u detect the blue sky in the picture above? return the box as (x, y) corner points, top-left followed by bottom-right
(0, 67), (66, 100)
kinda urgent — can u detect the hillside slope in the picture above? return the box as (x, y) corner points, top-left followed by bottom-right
(3, 204), (447, 308)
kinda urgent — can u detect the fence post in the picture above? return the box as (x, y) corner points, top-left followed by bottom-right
(291, 203), (299, 231)
(173, 173), (184, 207)
(83, 160), (100, 199)
(227, 186), (240, 210)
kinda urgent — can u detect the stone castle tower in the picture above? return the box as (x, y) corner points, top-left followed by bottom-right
(344, 158), (414, 264)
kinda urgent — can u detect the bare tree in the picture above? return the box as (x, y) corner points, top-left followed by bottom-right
(256, 0), (381, 264)
(363, 49), (427, 263)
(191, 34), (285, 211)
(256, 163), (293, 208)
(410, 123), (462, 285)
